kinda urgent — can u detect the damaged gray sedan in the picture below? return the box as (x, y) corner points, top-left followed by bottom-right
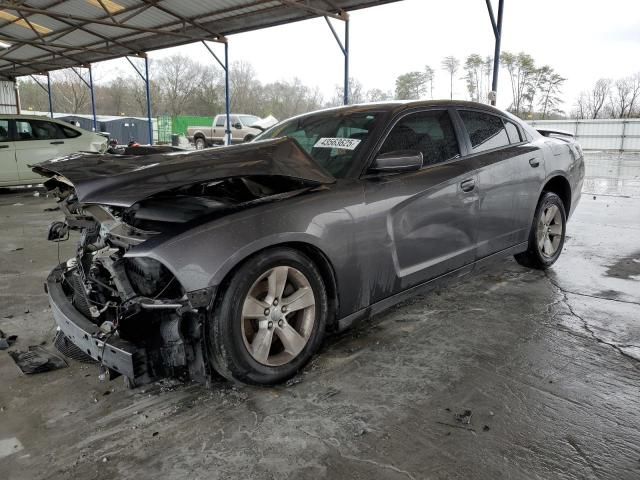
(35, 101), (584, 386)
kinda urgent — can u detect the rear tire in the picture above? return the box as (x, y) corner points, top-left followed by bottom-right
(514, 192), (566, 269)
(194, 137), (206, 150)
(208, 247), (328, 385)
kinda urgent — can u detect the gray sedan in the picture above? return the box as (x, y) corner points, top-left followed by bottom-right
(35, 100), (584, 387)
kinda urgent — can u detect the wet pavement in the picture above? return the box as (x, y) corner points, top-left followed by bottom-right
(1, 152), (639, 479)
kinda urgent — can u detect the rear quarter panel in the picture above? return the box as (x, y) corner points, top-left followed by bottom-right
(541, 138), (585, 218)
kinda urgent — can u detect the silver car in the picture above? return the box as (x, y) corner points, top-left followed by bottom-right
(0, 115), (107, 186)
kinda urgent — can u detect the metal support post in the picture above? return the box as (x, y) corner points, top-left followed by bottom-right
(486, 0), (504, 106)
(224, 41), (231, 145)
(88, 64), (97, 131)
(29, 74), (53, 117)
(344, 18), (350, 105)
(202, 38), (231, 145)
(46, 73), (53, 118)
(14, 81), (21, 114)
(144, 55), (153, 145)
(324, 12), (350, 105)
(126, 55), (154, 144)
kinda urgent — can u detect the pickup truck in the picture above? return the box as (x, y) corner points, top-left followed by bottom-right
(187, 114), (262, 149)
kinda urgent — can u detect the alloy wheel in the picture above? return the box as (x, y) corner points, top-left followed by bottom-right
(537, 204), (563, 257)
(241, 266), (316, 366)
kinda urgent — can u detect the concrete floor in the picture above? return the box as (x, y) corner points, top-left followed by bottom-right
(1, 153), (639, 480)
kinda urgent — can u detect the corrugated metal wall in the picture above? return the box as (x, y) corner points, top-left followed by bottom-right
(0, 80), (17, 114)
(529, 119), (640, 151)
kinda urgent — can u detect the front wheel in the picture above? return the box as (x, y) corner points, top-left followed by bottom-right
(514, 191), (567, 269)
(208, 248), (328, 385)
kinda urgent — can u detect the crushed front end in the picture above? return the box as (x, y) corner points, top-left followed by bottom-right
(44, 180), (210, 387)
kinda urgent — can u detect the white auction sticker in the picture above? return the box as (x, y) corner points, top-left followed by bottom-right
(313, 137), (361, 150)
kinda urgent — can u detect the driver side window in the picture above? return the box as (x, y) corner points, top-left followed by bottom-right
(380, 110), (460, 167)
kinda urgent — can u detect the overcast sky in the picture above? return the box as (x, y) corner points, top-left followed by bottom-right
(96, 0), (640, 113)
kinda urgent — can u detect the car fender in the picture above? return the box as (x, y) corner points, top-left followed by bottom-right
(125, 186), (361, 298)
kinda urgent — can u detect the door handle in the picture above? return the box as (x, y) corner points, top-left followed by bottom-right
(529, 157), (540, 168)
(0, 144), (9, 149)
(50, 141), (64, 145)
(460, 178), (476, 192)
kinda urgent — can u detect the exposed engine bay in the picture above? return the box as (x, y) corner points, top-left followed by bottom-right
(44, 173), (314, 386)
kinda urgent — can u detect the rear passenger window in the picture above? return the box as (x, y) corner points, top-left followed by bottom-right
(0, 120), (9, 141)
(28, 120), (64, 140)
(380, 110), (460, 167)
(504, 120), (521, 143)
(15, 121), (34, 140)
(215, 116), (225, 127)
(62, 125), (81, 138)
(459, 110), (510, 153)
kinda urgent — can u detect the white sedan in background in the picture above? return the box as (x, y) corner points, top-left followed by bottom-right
(0, 115), (107, 187)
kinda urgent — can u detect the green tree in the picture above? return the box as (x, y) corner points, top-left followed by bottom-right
(395, 71), (427, 100)
(500, 51), (536, 116)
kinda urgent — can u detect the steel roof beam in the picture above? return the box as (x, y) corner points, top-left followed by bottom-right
(279, 0), (346, 21)
(141, 0), (225, 41)
(0, 3), (211, 41)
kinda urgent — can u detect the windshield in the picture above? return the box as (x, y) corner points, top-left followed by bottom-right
(239, 115), (260, 127)
(256, 111), (380, 178)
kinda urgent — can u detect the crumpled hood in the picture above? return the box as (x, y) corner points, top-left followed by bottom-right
(32, 137), (335, 207)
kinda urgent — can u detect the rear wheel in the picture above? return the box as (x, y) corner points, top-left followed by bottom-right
(194, 137), (206, 150)
(515, 192), (566, 269)
(208, 247), (328, 385)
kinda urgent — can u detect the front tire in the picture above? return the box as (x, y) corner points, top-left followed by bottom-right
(514, 192), (566, 269)
(208, 247), (328, 385)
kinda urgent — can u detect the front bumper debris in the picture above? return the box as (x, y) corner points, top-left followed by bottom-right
(46, 263), (147, 381)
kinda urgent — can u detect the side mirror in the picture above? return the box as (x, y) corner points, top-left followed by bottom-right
(233, 122), (242, 129)
(370, 150), (423, 173)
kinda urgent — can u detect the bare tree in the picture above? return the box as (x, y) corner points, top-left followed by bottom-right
(628, 73), (640, 117)
(154, 55), (207, 116)
(424, 65), (435, 99)
(589, 78), (611, 119)
(482, 56), (493, 102)
(330, 77), (364, 106)
(611, 75), (640, 118)
(538, 71), (566, 119)
(441, 56), (460, 100)
(51, 69), (90, 114)
(463, 54), (483, 102)
(366, 88), (393, 102)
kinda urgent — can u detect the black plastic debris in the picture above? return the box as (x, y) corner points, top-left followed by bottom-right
(455, 409), (473, 425)
(8, 345), (67, 374)
(0, 329), (17, 350)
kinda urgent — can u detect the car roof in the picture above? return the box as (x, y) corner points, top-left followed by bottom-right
(0, 113), (72, 122)
(277, 100), (518, 125)
(325, 99), (509, 115)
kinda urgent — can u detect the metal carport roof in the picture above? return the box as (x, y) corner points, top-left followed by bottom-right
(0, 0), (401, 79)
(0, 0), (506, 146)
